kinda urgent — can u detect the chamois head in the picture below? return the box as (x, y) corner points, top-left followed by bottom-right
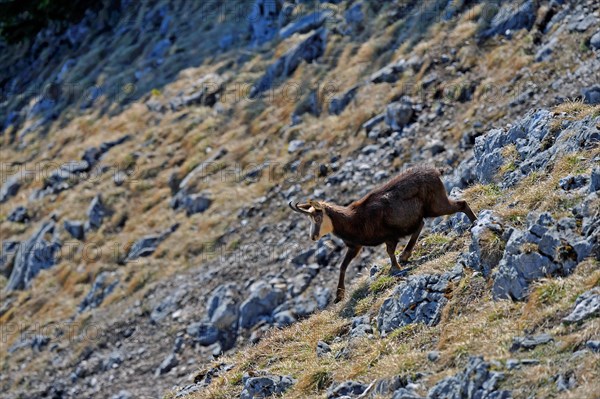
(289, 200), (333, 241)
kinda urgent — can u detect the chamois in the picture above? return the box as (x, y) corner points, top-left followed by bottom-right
(289, 166), (477, 303)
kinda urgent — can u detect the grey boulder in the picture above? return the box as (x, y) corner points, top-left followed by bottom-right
(5, 221), (60, 291)
(590, 31), (600, 50)
(187, 322), (220, 346)
(64, 220), (85, 240)
(87, 195), (110, 230)
(510, 333), (553, 351)
(327, 380), (367, 398)
(279, 11), (327, 39)
(249, 0), (281, 45)
(155, 354), (178, 376)
(329, 85), (359, 116)
(377, 266), (463, 334)
(464, 210), (505, 277)
(7, 206), (29, 223)
(78, 272), (119, 313)
(0, 175), (21, 203)
(241, 374), (295, 399)
(582, 85), (600, 105)
(563, 288), (599, 323)
(492, 211), (594, 301)
(481, 0), (536, 39)
(239, 281), (286, 329)
(427, 356), (511, 399)
(250, 28), (328, 98)
(385, 99), (414, 131)
(207, 283), (241, 351)
(124, 223), (179, 262)
(559, 175), (589, 191)
(317, 340), (331, 357)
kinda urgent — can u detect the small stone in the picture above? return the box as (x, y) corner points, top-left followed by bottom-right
(78, 272), (119, 313)
(590, 31), (600, 50)
(113, 171), (127, 186)
(586, 340), (600, 352)
(345, 2), (364, 25)
(510, 333), (553, 351)
(363, 114), (385, 133)
(186, 322), (220, 346)
(506, 358), (539, 370)
(87, 195), (109, 230)
(563, 288), (599, 323)
(288, 140), (305, 153)
(239, 281), (286, 329)
(328, 86), (359, 116)
(241, 374), (295, 399)
(64, 220), (85, 240)
(0, 175), (21, 203)
(7, 206), (29, 223)
(155, 354), (178, 376)
(582, 85), (600, 105)
(480, 0), (536, 38)
(385, 99), (414, 131)
(590, 168), (600, 192)
(350, 323), (373, 338)
(111, 390), (133, 399)
(317, 341), (331, 357)
(273, 310), (296, 327)
(428, 356), (510, 398)
(555, 371), (576, 392)
(327, 380), (367, 398)
(361, 144), (380, 155)
(559, 175), (588, 191)
(125, 224), (179, 262)
(279, 11), (327, 39)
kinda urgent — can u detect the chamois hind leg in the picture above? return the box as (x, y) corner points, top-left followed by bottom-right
(430, 195), (477, 223)
(335, 245), (361, 303)
(399, 220), (424, 263)
(385, 240), (402, 274)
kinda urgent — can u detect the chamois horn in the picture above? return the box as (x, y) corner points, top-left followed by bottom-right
(288, 201), (312, 215)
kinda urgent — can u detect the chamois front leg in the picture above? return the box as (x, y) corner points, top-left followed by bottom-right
(335, 245), (361, 303)
(459, 200), (477, 223)
(398, 220), (424, 263)
(386, 240), (402, 274)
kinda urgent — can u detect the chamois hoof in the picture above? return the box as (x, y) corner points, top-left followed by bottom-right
(334, 296), (343, 304)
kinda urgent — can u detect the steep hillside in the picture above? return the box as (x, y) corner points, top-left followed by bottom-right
(0, 1), (598, 398)
(175, 105), (599, 399)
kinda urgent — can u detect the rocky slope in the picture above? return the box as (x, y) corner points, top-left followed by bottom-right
(0, 1), (599, 398)
(172, 104), (599, 399)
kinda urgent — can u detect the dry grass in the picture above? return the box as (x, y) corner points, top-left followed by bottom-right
(463, 183), (503, 210)
(498, 144), (519, 176)
(2, 1), (599, 397)
(184, 130), (600, 398)
(185, 255), (599, 399)
(553, 100), (600, 120)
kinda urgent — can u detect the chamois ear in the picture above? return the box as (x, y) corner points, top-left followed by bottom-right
(309, 200), (323, 210)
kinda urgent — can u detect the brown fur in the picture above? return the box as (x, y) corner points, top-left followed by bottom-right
(291, 166), (477, 303)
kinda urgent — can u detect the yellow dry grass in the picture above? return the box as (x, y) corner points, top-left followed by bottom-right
(2, 2), (600, 397)
(184, 255), (599, 399)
